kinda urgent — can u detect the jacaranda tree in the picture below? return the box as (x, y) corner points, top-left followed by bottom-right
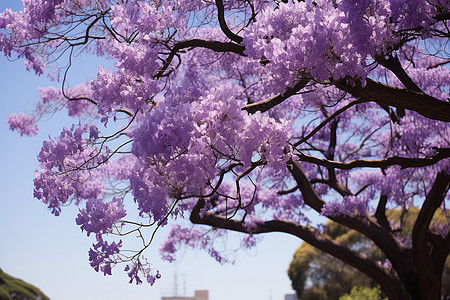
(1, 1), (449, 299)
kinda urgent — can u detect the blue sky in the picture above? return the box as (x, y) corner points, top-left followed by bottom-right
(0, 1), (303, 299)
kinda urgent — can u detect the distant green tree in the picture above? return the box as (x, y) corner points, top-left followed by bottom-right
(288, 208), (449, 300)
(0, 268), (49, 300)
(339, 286), (387, 300)
(288, 221), (379, 300)
(301, 287), (329, 300)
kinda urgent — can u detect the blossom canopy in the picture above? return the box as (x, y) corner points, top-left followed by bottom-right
(1, 1), (449, 299)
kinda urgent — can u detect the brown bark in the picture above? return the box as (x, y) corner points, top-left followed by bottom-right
(335, 78), (450, 122)
(189, 198), (409, 300)
(412, 172), (450, 300)
(287, 159), (418, 299)
(376, 55), (423, 93)
(296, 148), (450, 170)
(215, 0), (244, 43)
(242, 79), (310, 114)
(154, 39), (246, 78)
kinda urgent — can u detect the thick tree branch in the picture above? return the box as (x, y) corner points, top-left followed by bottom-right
(154, 39), (246, 78)
(412, 172), (450, 300)
(287, 159), (419, 297)
(376, 54), (420, 118)
(434, 12), (450, 22)
(413, 172), (450, 237)
(296, 148), (450, 170)
(286, 159), (325, 212)
(430, 231), (450, 286)
(434, 231), (450, 279)
(375, 195), (390, 231)
(243, 79), (310, 114)
(325, 119), (352, 197)
(335, 78), (450, 122)
(326, 119), (338, 161)
(215, 0), (244, 43)
(377, 55), (423, 93)
(190, 198), (409, 300)
(292, 122), (428, 299)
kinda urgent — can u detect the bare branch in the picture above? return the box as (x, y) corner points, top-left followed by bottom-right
(215, 0), (244, 43)
(154, 39), (246, 78)
(292, 99), (368, 147)
(66, 11), (108, 46)
(286, 159), (325, 212)
(243, 79), (310, 114)
(376, 54), (423, 93)
(325, 119), (353, 197)
(426, 59), (450, 70)
(296, 148), (450, 170)
(277, 185), (298, 195)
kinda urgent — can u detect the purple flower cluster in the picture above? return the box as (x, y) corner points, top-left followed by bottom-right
(76, 198), (126, 236)
(33, 124), (106, 215)
(124, 259), (161, 286)
(160, 225), (230, 264)
(321, 195), (369, 218)
(37, 83), (97, 117)
(7, 113), (38, 136)
(89, 236), (122, 276)
(23, 0), (64, 25)
(128, 84), (292, 224)
(244, 0), (437, 94)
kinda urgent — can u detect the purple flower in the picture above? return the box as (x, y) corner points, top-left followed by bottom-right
(124, 259), (161, 286)
(321, 195), (368, 217)
(34, 124), (107, 215)
(76, 198), (126, 236)
(88, 236), (122, 276)
(7, 113), (38, 136)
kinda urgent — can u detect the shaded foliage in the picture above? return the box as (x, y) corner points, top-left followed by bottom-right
(0, 268), (49, 300)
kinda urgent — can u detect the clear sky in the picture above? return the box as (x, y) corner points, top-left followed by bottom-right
(0, 1), (304, 300)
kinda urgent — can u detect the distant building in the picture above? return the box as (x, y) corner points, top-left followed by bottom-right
(285, 294), (298, 300)
(162, 290), (209, 300)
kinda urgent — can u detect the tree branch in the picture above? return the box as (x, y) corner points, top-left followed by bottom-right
(429, 231), (450, 285)
(376, 55), (423, 93)
(292, 99), (368, 147)
(433, 231), (450, 280)
(434, 12), (450, 22)
(325, 119), (352, 197)
(66, 11), (107, 46)
(154, 39), (246, 78)
(375, 195), (390, 231)
(286, 159), (325, 212)
(412, 171), (450, 299)
(243, 79), (310, 114)
(296, 148), (450, 170)
(335, 78), (450, 122)
(189, 198), (409, 300)
(287, 158), (419, 297)
(215, 0), (244, 43)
